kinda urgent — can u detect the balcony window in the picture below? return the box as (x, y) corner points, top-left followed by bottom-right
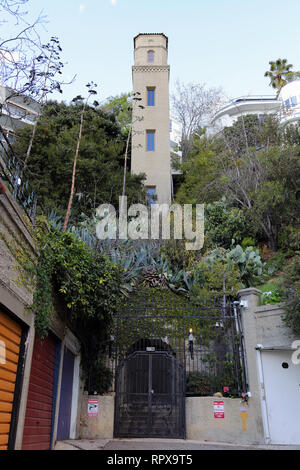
(146, 130), (155, 151)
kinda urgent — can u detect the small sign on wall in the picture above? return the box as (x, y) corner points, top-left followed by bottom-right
(213, 400), (225, 419)
(87, 399), (99, 417)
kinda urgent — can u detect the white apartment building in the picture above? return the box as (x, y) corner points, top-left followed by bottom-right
(278, 79), (300, 126)
(209, 95), (280, 135)
(209, 79), (300, 135)
(0, 85), (40, 143)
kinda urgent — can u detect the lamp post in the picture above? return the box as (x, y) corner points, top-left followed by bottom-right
(188, 328), (195, 360)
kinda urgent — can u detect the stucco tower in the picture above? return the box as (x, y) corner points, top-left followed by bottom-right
(131, 33), (172, 205)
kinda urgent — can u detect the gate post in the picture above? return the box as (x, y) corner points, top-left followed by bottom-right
(238, 288), (265, 443)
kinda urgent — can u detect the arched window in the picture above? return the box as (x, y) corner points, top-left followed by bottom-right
(147, 50), (154, 63)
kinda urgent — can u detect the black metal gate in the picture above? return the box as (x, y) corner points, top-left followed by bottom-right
(110, 292), (248, 439)
(114, 350), (185, 438)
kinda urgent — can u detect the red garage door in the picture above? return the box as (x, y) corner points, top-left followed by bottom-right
(22, 335), (57, 450)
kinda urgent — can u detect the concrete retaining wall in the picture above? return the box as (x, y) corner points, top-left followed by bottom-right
(186, 397), (260, 444)
(255, 303), (294, 349)
(79, 395), (262, 444)
(80, 394), (115, 439)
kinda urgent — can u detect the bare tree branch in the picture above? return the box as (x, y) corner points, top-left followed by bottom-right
(171, 80), (225, 159)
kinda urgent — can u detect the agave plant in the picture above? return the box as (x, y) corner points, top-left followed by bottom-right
(46, 211), (195, 296)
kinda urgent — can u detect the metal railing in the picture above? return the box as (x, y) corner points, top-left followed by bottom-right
(100, 295), (248, 398)
(0, 130), (37, 221)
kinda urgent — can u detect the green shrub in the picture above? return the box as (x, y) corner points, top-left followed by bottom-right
(241, 237), (257, 249)
(186, 372), (218, 395)
(278, 226), (300, 254)
(265, 251), (288, 275)
(280, 256), (300, 335)
(204, 200), (254, 250)
(190, 257), (242, 302)
(260, 288), (282, 305)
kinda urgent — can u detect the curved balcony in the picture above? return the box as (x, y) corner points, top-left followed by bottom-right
(212, 95), (280, 124)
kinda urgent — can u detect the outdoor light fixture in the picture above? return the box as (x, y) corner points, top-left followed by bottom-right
(188, 328), (195, 360)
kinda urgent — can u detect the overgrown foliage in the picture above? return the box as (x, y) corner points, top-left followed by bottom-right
(281, 256), (300, 335)
(189, 255), (242, 303)
(176, 115), (300, 252)
(11, 218), (125, 392)
(204, 199), (253, 250)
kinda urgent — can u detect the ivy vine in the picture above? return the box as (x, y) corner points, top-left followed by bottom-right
(2, 216), (124, 393)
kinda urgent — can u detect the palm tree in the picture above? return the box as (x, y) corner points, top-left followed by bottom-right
(264, 59), (299, 94)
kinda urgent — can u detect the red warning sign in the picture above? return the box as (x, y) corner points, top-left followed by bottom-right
(87, 399), (99, 417)
(213, 400), (225, 419)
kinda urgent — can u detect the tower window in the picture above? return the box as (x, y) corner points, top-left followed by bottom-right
(146, 130), (155, 151)
(146, 187), (156, 206)
(147, 50), (154, 63)
(147, 88), (155, 106)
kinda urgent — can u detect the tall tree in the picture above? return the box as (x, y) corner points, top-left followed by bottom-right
(0, 0), (71, 156)
(102, 92), (132, 133)
(24, 36), (67, 168)
(12, 100), (146, 221)
(0, 0), (59, 101)
(264, 58), (300, 94)
(63, 82), (98, 232)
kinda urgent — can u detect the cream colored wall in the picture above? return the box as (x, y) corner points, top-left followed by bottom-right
(79, 395), (262, 444)
(131, 34), (171, 205)
(79, 394), (114, 439)
(186, 397), (261, 444)
(134, 35), (168, 66)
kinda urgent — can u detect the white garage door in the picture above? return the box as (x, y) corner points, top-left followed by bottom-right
(261, 350), (300, 445)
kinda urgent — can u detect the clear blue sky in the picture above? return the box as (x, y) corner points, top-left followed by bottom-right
(23, 0), (300, 104)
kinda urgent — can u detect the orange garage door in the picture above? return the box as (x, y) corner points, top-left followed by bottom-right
(0, 311), (22, 450)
